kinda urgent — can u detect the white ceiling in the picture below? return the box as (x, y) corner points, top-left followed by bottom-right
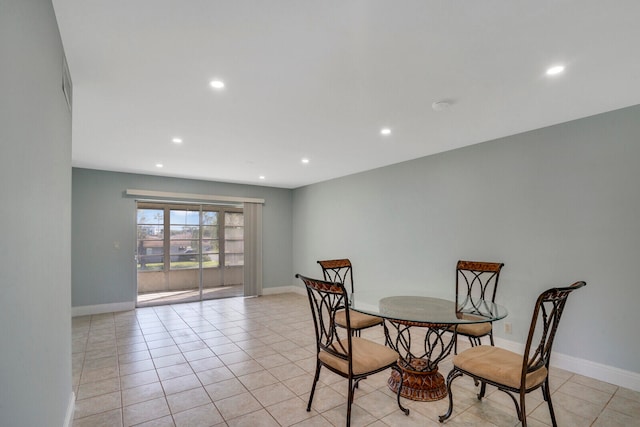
(53, 1), (640, 189)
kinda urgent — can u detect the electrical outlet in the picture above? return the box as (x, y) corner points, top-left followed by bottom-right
(504, 322), (512, 334)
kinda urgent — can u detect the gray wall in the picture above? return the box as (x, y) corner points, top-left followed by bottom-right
(0, 1), (73, 426)
(72, 169), (293, 306)
(292, 104), (640, 374)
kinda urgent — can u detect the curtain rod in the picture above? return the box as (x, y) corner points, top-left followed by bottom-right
(125, 189), (264, 204)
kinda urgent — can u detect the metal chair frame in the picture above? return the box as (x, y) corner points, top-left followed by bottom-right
(296, 273), (409, 426)
(440, 281), (586, 427)
(453, 260), (505, 353)
(317, 259), (383, 336)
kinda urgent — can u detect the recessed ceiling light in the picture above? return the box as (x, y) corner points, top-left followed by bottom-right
(546, 65), (565, 76)
(380, 128), (392, 136)
(209, 79), (225, 89)
(155, 163), (163, 168)
(301, 158), (310, 164)
(259, 175), (266, 180)
(172, 137), (183, 144)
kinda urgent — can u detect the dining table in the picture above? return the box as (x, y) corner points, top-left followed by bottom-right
(350, 294), (508, 401)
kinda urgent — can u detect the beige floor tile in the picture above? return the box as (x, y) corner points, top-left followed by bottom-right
(218, 350), (252, 365)
(288, 414), (331, 427)
(302, 385), (346, 413)
(196, 366), (235, 385)
(252, 382), (297, 407)
(282, 374), (316, 396)
(123, 396), (171, 427)
(557, 379), (614, 406)
(238, 370), (279, 391)
(119, 349), (152, 364)
(183, 348), (215, 362)
(226, 359), (264, 377)
(212, 343), (242, 355)
(162, 373), (202, 395)
(266, 396), (318, 427)
(122, 381), (165, 406)
(205, 378), (248, 401)
(177, 340), (208, 352)
(149, 345), (181, 358)
(72, 408), (123, 427)
(214, 391), (263, 420)
(83, 355), (118, 371)
(606, 394), (640, 418)
(254, 353), (290, 369)
(615, 386), (640, 402)
(167, 386), (212, 414)
(354, 389), (403, 419)
(463, 399), (520, 427)
(592, 407), (638, 427)
(74, 391), (122, 419)
(381, 409), (441, 427)
(118, 341), (149, 355)
(120, 358), (156, 376)
(444, 410), (499, 426)
(226, 408), (279, 427)
(320, 402), (376, 427)
(121, 369), (160, 390)
(570, 374), (618, 395)
(133, 415), (176, 427)
(268, 363), (307, 382)
(530, 397), (594, 427)
(204, 336), (232, 347)
(80, 365), (120, 384)
(157, 362), (195, 381)
(173, 403), (223, 427)
(189, 356), (225, 372)
(153, 353), (187, 369)
(76, 376), (120, 400)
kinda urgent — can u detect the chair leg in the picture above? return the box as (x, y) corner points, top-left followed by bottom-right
(542, 380), (558, 427)
(519, 392), (527, 427)
(306, 361), (321, 412)
(477, 381), (487, 400)
(439, 368), (463, 422)
(392, 366), (409, 415)
(453, 331), (458, 355)
(347, 378), (354, 427)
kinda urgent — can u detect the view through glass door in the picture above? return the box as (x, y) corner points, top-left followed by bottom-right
(136, 202), (244, 307)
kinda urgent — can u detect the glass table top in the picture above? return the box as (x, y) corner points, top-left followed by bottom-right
(350, 294), (507, 325)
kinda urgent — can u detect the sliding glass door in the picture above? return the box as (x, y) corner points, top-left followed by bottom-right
(136, 202), (243, 306)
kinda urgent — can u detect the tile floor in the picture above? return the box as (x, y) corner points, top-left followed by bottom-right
(72, 293), (640, 426)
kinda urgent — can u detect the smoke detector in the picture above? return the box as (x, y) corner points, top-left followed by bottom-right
(432, 100), (452, 111)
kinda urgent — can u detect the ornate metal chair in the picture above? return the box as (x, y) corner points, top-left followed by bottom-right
(296, 273), (409, 426)
(317, 259), (383, 336)
(439, 281), (586, 427)
(452, 260), (504, 354)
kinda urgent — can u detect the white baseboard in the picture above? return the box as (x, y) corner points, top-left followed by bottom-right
(495, 337), (640, 392)
(72, 301), (135, 317)
(261, 285), (306, 296)
(63, 391), (75, 427)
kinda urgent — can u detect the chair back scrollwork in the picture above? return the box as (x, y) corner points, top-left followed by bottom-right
(318, 259), (355, 294)
(523, 281), (586, 377)
(296, 274), (351, 364)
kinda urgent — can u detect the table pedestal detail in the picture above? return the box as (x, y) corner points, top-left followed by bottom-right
(387, 358), (447, 401)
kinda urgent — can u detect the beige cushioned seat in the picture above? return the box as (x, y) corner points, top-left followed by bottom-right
(453, 345), (547, 390)
(335, 309), (383, 330)
(320, 337), (399, 376)
(454, 321), (492, 337)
